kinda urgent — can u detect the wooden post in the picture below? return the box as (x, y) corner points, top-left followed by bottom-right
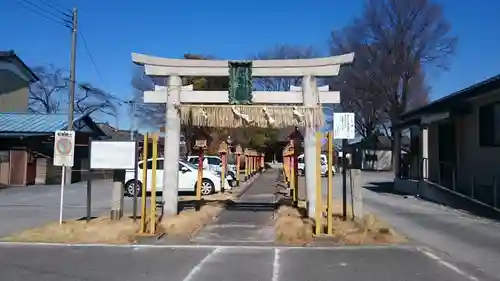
(314, 132), (323, 236)
(194, 136), (208, 211)
(260, 153), (265, 172)
(291, 131), (300, 206)
(139, 133), (149, 234)
(248, 150), (253, 176)
(218, 140), (229, 193)
(282, 144), (290, 183)
(327, 132), (334, 235)
(252, 151), (257, 175)
(235, 145), (242, 186)
(289, 143), (296, 204)
(149, 134), (158, 235)
(244, 149), (250, 181)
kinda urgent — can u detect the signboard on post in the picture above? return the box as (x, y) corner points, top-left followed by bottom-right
(53, 130), (75, 167)
(333, 112), (355, 221)
(90, 140), (136, 169)
(53, 130), (75, 225)
(333, 112), (355, 140)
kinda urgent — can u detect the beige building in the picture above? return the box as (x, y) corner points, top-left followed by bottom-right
(395, 75), (500, 214)
(0, 50), (38, 112)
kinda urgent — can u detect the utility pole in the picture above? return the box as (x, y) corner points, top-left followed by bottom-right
(68, 7), (78, 130)
(66, 7), (78, 185)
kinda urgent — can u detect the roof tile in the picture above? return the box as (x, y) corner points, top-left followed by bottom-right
(0, 113), (83, 133)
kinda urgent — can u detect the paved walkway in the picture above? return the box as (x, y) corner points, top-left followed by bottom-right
(192, 170), (278, 244)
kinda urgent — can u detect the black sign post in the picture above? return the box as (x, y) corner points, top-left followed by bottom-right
(133, 130), (139, 223)
(86, 137), (93, 222)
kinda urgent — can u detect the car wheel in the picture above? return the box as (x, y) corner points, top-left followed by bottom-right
(199, 179), (215, 195)
(124, 180), (142, 197)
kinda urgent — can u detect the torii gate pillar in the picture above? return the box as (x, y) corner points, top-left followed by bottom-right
(163, 75), (182, 215)
(302, 75), (320, 218)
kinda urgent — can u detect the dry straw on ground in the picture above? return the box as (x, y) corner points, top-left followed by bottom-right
(3, 217), (139, 244)
(275, 205), (313, 245)
(3, 193), (232, 244)
(274, 200), (407, 246)
(159, 204), (223, 237)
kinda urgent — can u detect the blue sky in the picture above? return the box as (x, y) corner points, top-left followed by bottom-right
(2, 0), (500, 129)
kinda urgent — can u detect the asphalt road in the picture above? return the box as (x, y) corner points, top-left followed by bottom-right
(0, 179), (123, 237)
(1, 170), (500, 280)
(298, 172), (500, 281)
(0, 244), (475, 281)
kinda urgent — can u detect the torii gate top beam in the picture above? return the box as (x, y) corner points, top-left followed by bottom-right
(132, 53), (355, 77)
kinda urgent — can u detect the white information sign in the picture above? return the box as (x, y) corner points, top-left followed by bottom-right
(333, 112), (355, 140)
(90, 141), (136, 169)
(53, 130), (75, 167)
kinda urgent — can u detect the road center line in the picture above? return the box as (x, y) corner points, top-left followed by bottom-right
(419, 249), (478, 281)
(182, 247), (221, 281)
(272, 248), (281, 281)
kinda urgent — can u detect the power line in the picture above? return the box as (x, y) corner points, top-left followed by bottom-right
(13, 0), (70, 28)
(14, 0), (124, 106)
(18, 0), (71, 26)
(78, 31), (104, 85)
(38, 0), (71, 16)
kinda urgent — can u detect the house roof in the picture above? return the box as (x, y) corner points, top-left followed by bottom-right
(0, 50), (39, 83)
(97, 123), (137, 141)
(401, 74), (500, 120)
(0, 112), (90, 135)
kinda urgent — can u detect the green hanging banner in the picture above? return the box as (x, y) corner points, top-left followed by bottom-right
(228, 61), (253, 104)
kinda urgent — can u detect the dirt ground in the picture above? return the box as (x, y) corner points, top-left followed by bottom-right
(2, 193), (233, 244)
(274, 200), (408, 246)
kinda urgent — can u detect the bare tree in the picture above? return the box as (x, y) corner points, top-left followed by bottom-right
(29, 65), (67, 113)
(252, 44), (319, 91)
(131, 64), (160, 127)
(357, 0), (456, 117)
(330, 0), (456, 171)
(330, 43), (390, 139)
(76, 83), (119, 117)
(29, 65), (119, 118)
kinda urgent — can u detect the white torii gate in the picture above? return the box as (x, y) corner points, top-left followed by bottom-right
(132, 53), (354, 217)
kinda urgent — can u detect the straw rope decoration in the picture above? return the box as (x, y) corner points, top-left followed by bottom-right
(178, 104), (323, 128)
(173, 61), (324, 129)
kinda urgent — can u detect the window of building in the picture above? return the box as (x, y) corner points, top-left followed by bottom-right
(479, 102), (500, 146)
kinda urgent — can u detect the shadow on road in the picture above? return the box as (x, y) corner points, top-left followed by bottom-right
(363, 181), (412, 197)
(178, 199), (277, 213)
(363, 180), (500, 222)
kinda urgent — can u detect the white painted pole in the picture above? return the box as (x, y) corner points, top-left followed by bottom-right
(163, 75), (182, 216)
(302, 75), (319, 218)
(59, 166), (66, 224)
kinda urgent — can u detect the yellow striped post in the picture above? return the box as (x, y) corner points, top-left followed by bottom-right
(315, 132), (323, 235)
(140, 133), (148, 234)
